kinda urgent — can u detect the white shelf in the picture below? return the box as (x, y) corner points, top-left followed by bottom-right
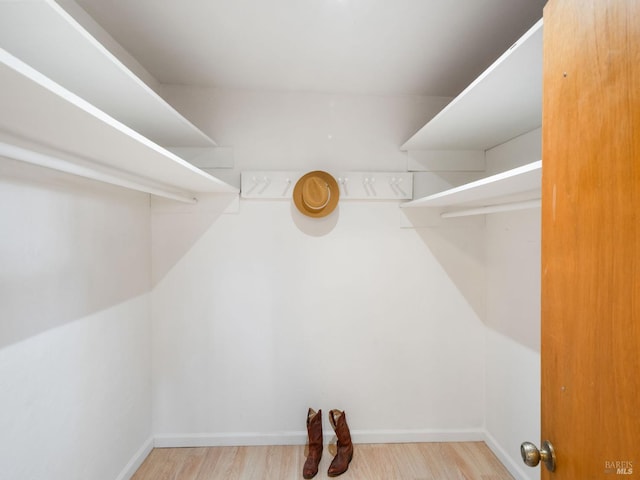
(401, 19), (543, 151)
(401, 161), (541, 210)
(400, 19), (543, 216)
(0, 49), (237, 201)
(0, 0), (214, 148)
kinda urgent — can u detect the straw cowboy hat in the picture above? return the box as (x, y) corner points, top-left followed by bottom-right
(293, 171), (340, 218)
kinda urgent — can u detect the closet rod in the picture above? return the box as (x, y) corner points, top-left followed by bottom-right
(0, 142), (197, 204)
(441, 199), (541, 218)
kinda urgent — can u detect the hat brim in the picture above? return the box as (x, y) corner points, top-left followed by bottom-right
(292, 171), (340, 218)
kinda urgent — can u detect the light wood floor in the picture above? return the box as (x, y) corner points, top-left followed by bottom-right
(131, 442), (514, 480)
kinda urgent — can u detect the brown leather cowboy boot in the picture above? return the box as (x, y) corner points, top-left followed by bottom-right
(303, 408), (323, 479)
(328, 409), (353, 477)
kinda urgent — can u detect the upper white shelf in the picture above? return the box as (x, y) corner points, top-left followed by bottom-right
(0, 49), (237, 200)
(401, 19), (543, 152)
(0, 0), (215, 148)
(401, 161), (541, 209)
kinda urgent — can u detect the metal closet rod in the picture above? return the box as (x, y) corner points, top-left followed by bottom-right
(0, 142), (197, 204)
(441, 199), (541, 218)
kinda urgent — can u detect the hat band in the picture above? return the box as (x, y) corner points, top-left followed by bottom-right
(303, 187), (331, 211)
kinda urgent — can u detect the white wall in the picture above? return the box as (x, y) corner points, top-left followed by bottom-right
(483, 129), (541, 480)
(151, 199), (486, 443)
(150, 88), (487, 444)
(0, 158), (152, 480)
(485, 209), (541, 480)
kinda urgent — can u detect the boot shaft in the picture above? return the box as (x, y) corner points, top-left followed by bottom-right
(306, 408), (323, 447)
(329, 409), (352, 447)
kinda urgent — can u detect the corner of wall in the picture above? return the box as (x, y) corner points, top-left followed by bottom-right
(484, 429), (533, 480)
(114, 437), (154, 480)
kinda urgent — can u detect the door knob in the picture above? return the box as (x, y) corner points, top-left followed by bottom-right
(521, 440), (556, 472)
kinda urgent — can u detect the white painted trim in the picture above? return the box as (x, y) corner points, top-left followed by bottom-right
(483, 430), (531, 480)
(351, 428), (485, 444)
(115, 436), (154, 480)
(154, 432), (306, 448)
(153, 429), (485, 448)
(240, 171), (413, 200)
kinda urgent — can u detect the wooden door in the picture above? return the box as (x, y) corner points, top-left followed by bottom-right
(541, 0), (640, 478)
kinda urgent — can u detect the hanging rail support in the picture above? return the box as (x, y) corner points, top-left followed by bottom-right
(441, 199), (541, 218)
(0, 142), (198, 204)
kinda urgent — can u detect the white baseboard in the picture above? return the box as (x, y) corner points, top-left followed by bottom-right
(153, 428), (485, 448)
(115, 436), (154, 480)
(352, 428), (485, 444)
(154, 431), (307, 448)
(483, 431), (531, 480)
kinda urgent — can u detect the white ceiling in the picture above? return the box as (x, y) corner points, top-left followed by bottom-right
(74, 0), (545, 97)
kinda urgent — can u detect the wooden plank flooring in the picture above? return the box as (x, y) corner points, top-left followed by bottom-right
(131, 442), (514, 480)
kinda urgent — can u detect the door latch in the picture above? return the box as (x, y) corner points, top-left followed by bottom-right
(521, 440), (556, 472)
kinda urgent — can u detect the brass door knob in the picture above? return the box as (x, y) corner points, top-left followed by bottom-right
(521, 440), (556, 472)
